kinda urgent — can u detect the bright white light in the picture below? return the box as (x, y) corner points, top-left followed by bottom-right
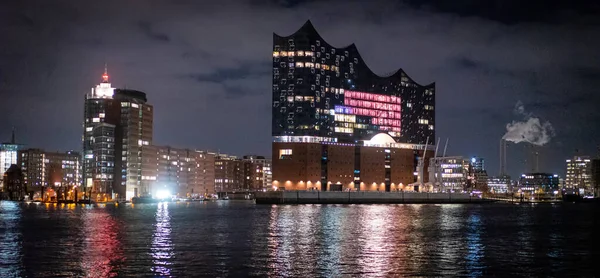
(155, 190), (171, 199)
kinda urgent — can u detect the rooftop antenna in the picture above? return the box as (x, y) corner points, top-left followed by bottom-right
(442, 138), (449, 157)
(102, 63), (109, 83)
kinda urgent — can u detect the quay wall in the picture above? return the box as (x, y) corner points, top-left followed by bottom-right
(255, 191), (490, 204)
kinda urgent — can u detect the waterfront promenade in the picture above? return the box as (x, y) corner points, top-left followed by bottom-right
(255, 191), (493, 204)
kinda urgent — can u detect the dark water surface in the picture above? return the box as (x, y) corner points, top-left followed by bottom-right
(0, 201), (597, 277)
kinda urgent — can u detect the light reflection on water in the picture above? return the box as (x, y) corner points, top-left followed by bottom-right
(81, 204), (124, 278)
(0, 201), (596, 277)
(0, 201), (22, 277)
(151, 202), (173, 276)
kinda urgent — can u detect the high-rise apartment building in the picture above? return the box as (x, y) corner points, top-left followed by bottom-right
(18, 149), (81, 199)
(272, 21), (435, 192)
(141, 146), (215, 198)
(565, 156), (594, 196)
(82, 68), (153, 200)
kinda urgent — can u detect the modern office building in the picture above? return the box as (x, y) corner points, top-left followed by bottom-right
(428, 156), (470, 192)
(272, 20), (435, 191)
(0, 131), (20, 187)
(565, 156), (593, 196)
(471, 157), (484, 172)
(487, 176), (511, 193)
(518, 173), (560, 193)
(82, 68), (153, 200)
(18, 149), (81, 199)
(141, 146), (215, 198)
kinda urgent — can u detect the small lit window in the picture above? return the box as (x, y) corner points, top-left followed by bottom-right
(296, 51), (304, 56)
(295, 62), (304, 68)
(273, 51), (280, 57)
(99, 113), (105, 118)
(92, 118), (100, 123)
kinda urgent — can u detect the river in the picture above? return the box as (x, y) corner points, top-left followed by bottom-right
(0, 201), (596, 277)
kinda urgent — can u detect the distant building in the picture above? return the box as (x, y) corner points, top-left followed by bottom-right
(141, 145), (215, 198)
(2, 164), (25, 200)
(272, 21), (435, 192)
(592, 159), (600, 197)
(0, 130), (20, 187)
(214, 154), (244, 192)
(82, 68), (153, 200)
(565, 156), (594, 196)
(518, 173), (560, 193)
(242, 155), (273, 191)
(487, 176), (511, 193)
(428, 156), (469, 192)
(471, 157), (485, 172)
(18, 149), (81, 199)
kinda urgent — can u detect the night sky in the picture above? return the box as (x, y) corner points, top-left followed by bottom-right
(1, 0), (599, 178)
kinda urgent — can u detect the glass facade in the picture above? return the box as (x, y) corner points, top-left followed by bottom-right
(272, 21), (435, 144)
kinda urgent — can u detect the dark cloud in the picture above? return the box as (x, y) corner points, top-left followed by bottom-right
(138, 21), (171, 42)
(1, 0), (599, 178)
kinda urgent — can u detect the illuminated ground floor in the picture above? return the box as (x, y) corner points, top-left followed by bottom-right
(272, 141), (433, 192)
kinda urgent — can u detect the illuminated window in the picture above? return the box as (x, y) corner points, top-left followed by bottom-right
(407, 103), (412, 108)
(425, 105), (434, 110)
(121, 102), (130, 107)
(273, 51), (280, 57)
(279, 149), (292, 159)
(297, 51), (304, 56)
(99, 113), (105, 118)
(295, 62), (304, 68)
(287, 51), (295, 57)
(86, 127), (93, 132)
(131, 103), (139, 108)
(305, 62), (314, 68)
(305, 51), (314, 57)
(429, 125), (434, 130)
(418, 119), (429, 124)
(92, 118), (100, 123)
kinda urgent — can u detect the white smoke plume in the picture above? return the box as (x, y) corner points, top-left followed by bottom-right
(502, 101), (555, 146)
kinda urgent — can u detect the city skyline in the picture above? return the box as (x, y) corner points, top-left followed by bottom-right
(1, 0), (599, 179)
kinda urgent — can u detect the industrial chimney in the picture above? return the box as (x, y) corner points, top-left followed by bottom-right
(499, 139), (507, 176)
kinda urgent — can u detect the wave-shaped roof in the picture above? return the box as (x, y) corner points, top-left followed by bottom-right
(274, 20), (434, 88)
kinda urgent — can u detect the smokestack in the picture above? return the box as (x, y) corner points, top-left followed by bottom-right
(499, 139), (507, 176)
